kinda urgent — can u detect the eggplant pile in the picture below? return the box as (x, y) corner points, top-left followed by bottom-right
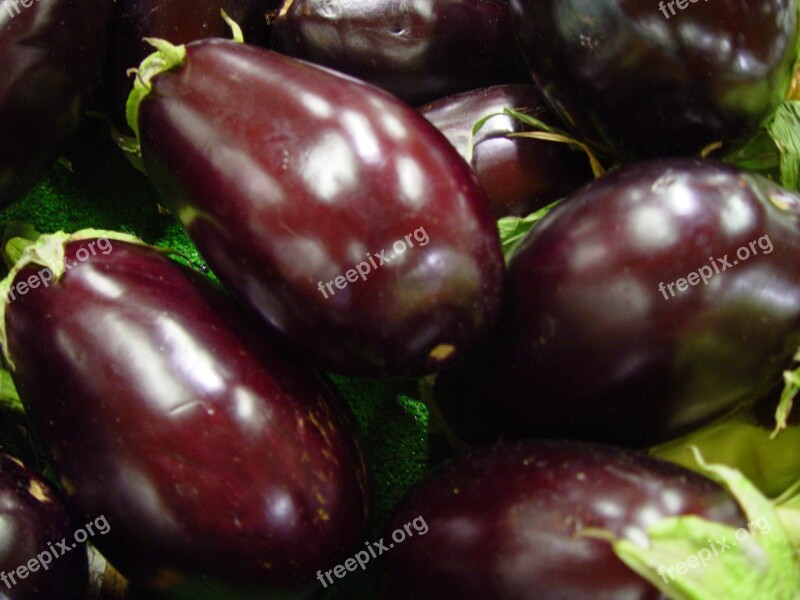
(1, 0), (800, 599)
(0, 0), (112, 208)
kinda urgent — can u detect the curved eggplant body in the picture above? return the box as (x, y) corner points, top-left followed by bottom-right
(419, 85), (593, 217)
(4, 238), (369, 597)
(0, 454), (88, 599)
(510, 0), (798, 158)
(138, 40), (504, 376)
(0, 0), (112, 207)
(436, 159), (800, 447)
(271, 0), (530, 105)
(380, 440), (746, 600)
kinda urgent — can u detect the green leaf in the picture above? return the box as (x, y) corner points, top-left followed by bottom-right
(588, 449), (800, 600)
(730, 101), (800, 192)
(0, 369), (22, 414)
(464, 111), (506, 164)
(497, 200), (561, 262)
(650, 412), (800, 499)
(766, 101), (800, 192)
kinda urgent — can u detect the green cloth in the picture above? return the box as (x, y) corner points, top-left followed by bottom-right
(0, 122), (437, 599)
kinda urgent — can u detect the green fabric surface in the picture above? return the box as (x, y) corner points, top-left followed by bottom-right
(0, 121), (441, 599)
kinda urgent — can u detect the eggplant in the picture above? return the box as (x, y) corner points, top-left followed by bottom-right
(111, 0), (279, 131)
(380, 440), (747, 599)
(419, 85), (593, 218)
(130, 39), (504, 377)
(0, 0), (112, 208)
(0, 454), (88, 599)
(0, 231), (369, 598)
(270, 0), (531, 105)
(435, 158), (800, 448)
(509, 0), (799, 159)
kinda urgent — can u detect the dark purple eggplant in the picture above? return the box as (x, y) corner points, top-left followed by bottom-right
(131, 39), (504, 377)
(0, 454), (88, 599)
(380, 440), (747, 600)
(419, 85), (593, 218)
(111, 0), (279, 131)
(0, 231), (369, 598)
(509, 0), (798, 159)
(0, 0), (112, 208)
(435, 158), (800, 448)
(271, 0), (531, 105)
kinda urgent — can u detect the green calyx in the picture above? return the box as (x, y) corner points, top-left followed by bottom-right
(125, 39), (187, 140)
(584, 448), (800, 600)
(124, 10), (244, 142)
(0, 229), (146, 370)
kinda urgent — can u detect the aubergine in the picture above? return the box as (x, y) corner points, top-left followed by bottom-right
(380, 440), (748, 600)
(129, 39), (504, 377)
(419, 85), (593, 218)
(0, 0), (112, 208)
(0, 231), (369, 598)
(435, 158), (800, 448)
(270, 0), (531, 105)
(509, 0), (799, 159)
(111, 0), (278, 130)
(0, 454), (89, 599)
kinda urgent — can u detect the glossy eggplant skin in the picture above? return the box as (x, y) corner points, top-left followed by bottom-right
(435, 158), (800, 448)
(4, 239), (369, 598)
(509, 0), (798, 159)
(112, 0), (278, 129)
(0, 454), (88, 599)
(419, 85), (593, 218)
(138, 40), (504, 377)
(271, 0), (531, 105)
(380, 440), (746, 600)
(0, 0), (112, 208)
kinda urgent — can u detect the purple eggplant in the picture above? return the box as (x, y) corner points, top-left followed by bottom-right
(419, 85), (593, 218)
(509, 0), (798, 159)
(270, 0), (531, 105)
(131, 39), (504, 377)
(111, 0), (279, 130)
(0, 0), (112, 208)
(380, 440), (747, 600)
(435, 158), (800, 448)
(0, 454), (88, 599)
(0, 231), (369, 597)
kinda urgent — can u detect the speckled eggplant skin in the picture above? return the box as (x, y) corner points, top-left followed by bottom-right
(0, 454), (88, 599)
(419, 84), (593, 218)
(380, 440), (746, 600)
(510, 0), (798, 159)
(137, 39), (504, 377)
(4, 239), (369, 598)
(0, 0), (112, 207)
(271, 0), (531, 105)
(435, 158), (800, 448)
